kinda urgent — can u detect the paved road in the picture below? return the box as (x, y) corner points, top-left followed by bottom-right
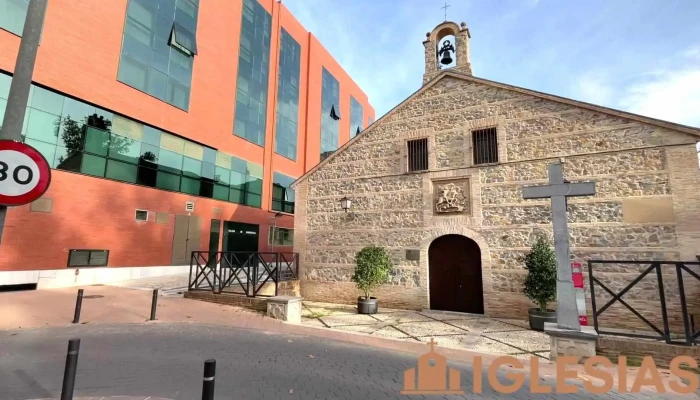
(0, 324), (694, 400)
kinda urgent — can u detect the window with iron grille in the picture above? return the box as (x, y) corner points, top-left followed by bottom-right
(472, 127), (499, 165)
(407, 138), (429, 172)
(67, 250), (109, 267)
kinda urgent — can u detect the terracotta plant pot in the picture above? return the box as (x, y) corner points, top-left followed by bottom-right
(357, 297), (378, 314)
(528, 308), (556, 331)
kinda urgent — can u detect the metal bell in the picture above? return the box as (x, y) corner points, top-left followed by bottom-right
(440, 51), (453, 65)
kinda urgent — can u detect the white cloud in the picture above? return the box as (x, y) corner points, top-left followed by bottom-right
(573, 46), (700, 128)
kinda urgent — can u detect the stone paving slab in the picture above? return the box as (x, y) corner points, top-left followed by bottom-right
(302, 301), (550, 359)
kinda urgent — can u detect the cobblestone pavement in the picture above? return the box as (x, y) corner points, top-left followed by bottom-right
(302, 301), (551, 359)
(2, 323), (695, 400)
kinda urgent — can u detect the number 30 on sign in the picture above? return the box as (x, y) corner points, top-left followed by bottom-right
(0, 140), (52, 207)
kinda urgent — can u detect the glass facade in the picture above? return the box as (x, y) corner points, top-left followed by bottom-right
(368, 116), (374, 126)
(0, 72), (263, 208)
(269, 226), (293, 246)
(233, 0), (272, 146)
(320, 67), (339, 161)
(271, 172), (295, 214)
(117, 0), (199, 110)
(350, 95), (363, 138)
(0, 0), (28, 36)
(274, 28), (300, 160)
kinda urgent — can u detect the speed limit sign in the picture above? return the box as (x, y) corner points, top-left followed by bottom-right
(0, 140), (52, 207)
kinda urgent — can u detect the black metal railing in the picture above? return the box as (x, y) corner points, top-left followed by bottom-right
(588, 260), (700, 346)
(188, 251), (299, 298)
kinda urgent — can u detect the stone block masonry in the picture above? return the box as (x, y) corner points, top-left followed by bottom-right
(293, 74), (700, 330)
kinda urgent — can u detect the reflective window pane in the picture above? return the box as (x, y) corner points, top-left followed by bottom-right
(233, 0), (271, 146)
(274, 29), (300, 160)
(119, 0), (197, 110)
(350, 95), (363, 138)
(109, 134), (141, 164)
(272, 171), (296, 213)
(118, 55), (149, 92)
(30, 86), (65, 115)
(182, 156), (201, 178)
(0, 0), (29, 36)
(156, 170), (180, 191)
(25, 108), (60, 145)
(180, 176), (200, 195)
(106, 159), (138, 183)
(246, 193), (261, 208)
(84, 127), (110, 156)
(158, 149), (183, 173)
(148, 67), (168, 100)
(81, 154), (107, 177)
(0, 72), (11, 99)
(62, 97), (96, 125)
(142, 126), (161, 146)
(213, 184), (228, 201)
(320, 67), (340, 158)
(24, 138), (56, 168)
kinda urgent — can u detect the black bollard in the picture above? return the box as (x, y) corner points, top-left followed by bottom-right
(202, 359), (216, 400)
(150, 289), (158, 321)
(72, 289), (83, 324)
(60, 338), (80, 400)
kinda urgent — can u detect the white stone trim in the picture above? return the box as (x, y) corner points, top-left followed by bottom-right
(0, 265), (190, 288)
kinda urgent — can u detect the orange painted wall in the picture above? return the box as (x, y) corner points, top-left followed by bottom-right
(0, 0), (373, 271)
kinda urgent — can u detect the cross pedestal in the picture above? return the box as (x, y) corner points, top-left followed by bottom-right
(522, 161), (598, 360)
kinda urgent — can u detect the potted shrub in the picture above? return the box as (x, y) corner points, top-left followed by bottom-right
(522, 236), (557, 331)
(352, 246), (393, 314)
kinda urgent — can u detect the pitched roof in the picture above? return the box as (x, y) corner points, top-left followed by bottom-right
(292, 70), (700, 188)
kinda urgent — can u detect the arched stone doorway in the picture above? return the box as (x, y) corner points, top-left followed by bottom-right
(428, 234), (484, 314)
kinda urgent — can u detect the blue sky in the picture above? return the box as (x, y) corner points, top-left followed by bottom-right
(283, 0), (700, 128)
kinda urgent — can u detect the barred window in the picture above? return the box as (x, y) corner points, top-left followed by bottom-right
(407, 138), (428, 172)
(472, 127), (498, 165)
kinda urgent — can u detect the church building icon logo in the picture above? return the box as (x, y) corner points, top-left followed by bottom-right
(400, 338), (464, 395)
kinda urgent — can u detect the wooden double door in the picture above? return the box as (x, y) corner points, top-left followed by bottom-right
(428, 234), (484, 314)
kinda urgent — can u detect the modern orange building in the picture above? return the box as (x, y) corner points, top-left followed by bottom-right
(0, 0), (374, 287)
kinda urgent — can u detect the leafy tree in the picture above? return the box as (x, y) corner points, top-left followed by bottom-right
(352, 246), (393, 299)
(522, 236), (557, 312)
(56, 114), (132, 167)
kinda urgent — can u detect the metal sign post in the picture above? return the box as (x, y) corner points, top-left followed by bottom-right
(0, 0), (49, 248)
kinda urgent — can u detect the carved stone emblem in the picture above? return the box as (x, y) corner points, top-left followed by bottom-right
(434, 180), (469, 214)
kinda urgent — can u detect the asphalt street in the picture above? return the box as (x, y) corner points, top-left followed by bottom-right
(0, 323), (694, 400)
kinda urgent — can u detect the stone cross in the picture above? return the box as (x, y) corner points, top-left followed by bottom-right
(522, 162), (595, 331)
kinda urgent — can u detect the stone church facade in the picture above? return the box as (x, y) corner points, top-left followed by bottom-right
(291, 21), (700, 330)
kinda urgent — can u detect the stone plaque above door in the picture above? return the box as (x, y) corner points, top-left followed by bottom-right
(433, 178), (470, 215)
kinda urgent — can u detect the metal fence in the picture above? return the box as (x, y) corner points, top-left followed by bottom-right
(588, 260), (700, 346)
(188, 251), (299, 297)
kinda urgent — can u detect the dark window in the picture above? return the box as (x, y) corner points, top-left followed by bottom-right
(272, 172), (295, 214)
(233, 0), (272, 146)
(320, 68), (340, 159)
(350, 96), (363, 138)
(135, 209), (148, 221)
(274, 29), (301, 160)
(407, 138), (428, 172)
(67, 250), (110, 267)
(472, 127), (499, 165)
(117, 0), (198, 110)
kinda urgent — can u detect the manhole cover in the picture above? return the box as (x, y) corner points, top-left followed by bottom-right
(83, 295), (104, 299)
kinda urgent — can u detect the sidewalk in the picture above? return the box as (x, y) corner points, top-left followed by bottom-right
(1, 285), (696, 395)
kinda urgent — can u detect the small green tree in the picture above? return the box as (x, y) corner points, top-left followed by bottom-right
(352, 246), (393, 299)
(522, 236), (557, 312)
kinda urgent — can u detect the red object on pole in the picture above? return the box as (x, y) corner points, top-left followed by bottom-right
(0, 140), (52, 206)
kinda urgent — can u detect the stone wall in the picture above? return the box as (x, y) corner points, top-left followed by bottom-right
(294, 74), (700, 329)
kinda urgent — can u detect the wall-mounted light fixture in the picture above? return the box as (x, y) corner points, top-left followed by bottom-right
(340, 196), (352, 213)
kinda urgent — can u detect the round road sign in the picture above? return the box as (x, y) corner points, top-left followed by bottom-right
(0, 140), (52, 207)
